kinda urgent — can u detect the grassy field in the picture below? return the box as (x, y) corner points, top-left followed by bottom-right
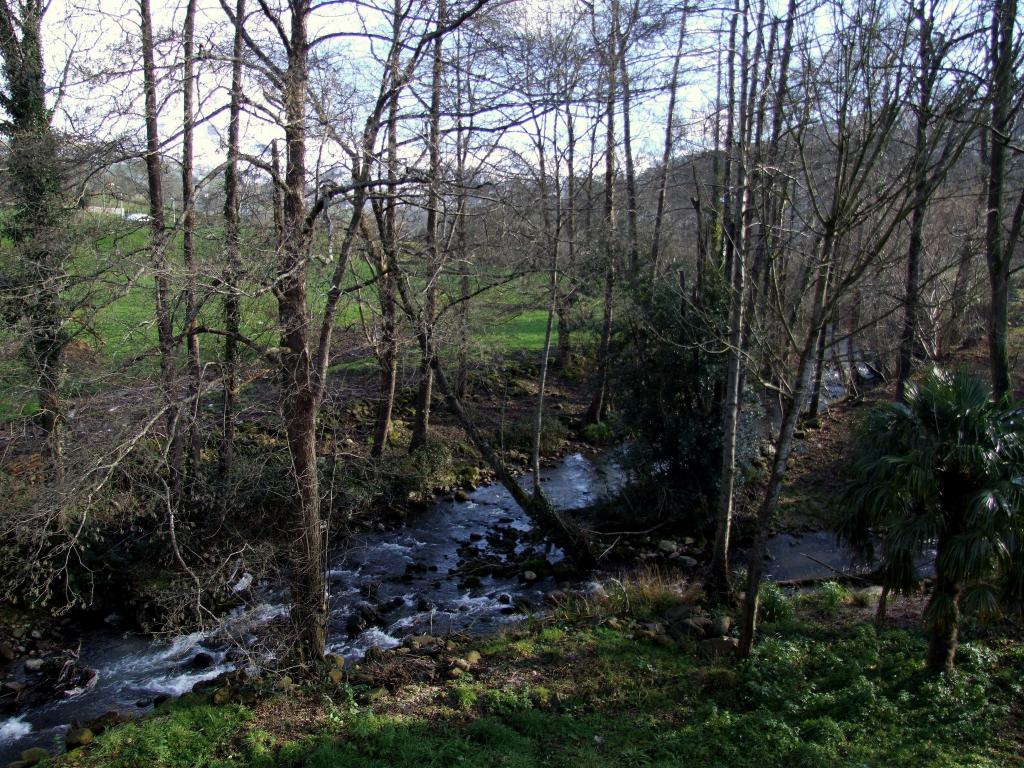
(48, 580), (1024, 768)
(0, 215), (577, 421)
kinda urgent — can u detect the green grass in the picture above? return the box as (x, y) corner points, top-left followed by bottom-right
(52, 605), (1024, 768)
(0, 217), (591, 422)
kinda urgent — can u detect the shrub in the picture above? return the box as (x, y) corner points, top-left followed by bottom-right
(500, 415), (568, 456)
(809, 581), (850, 617)
(758, 581), (794, 623)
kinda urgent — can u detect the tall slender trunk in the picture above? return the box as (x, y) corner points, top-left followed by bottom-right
(985, 0), (1016, 398)
(806, 312), (830, 416)
(453, 44), (471, 398)
(412, 0), (445, 452)
(720, 6), (738, 275)
(708, 0), (749, 601)
(182, 0), (202, 476)
(277, 3), (326, 664)
(616, 2), (639, 277)
(371, 233), (398, 459)
(586, 11), (617, 425)
(739, 232), (834, 656)
(532, 116), (562, 494)
(650, 8), (687, 275)
(219, 0), (245, 479)
(557, 107), (577, 369)
(140, 0), (184, 501)
(372, 2), (403, 457)
(272, 139), (284, 245)
(897, 0), (934, 401)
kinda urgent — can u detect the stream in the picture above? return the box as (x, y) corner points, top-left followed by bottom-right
(0, 450), (873, 763)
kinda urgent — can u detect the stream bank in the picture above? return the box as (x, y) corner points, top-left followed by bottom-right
(0, 445), (880, 765)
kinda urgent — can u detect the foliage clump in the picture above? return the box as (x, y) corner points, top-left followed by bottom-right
(842, 368), (1024, 671)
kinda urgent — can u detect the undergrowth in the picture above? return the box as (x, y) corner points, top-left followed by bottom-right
(51, 578), (1024, 768)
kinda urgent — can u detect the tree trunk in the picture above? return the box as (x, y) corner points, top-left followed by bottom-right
(140, 0), (184, 502)
(739, 232), (834, 657)
(366, 215), (595, 565)
(556, 106), (577, 369)
(411, 0), (445, 453)
(650, 8), (687, 275)
(586, 15), (617, 425)
(616, 0), (639, 277)
(219, 0), (245, 479)
(896, 0), (934, 402)
(371, 261), (398, 459)
(453, 52), (471, 398)
(985, 0), (1016, 399)
(372, 6), (403, 458)
(806, 317), (829, 416)
(708, 0), (749, 602)
(182, 0), (202, 476)
(277, 3), (326, 664)
(925, 533), (961, 673)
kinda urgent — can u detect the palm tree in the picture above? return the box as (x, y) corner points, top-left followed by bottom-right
(841, 368), (1024, 673)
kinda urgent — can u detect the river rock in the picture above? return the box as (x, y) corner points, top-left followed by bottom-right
(521, 570), (538, 582)
(0, 643), (15, 662)
(65, 726), (94, 748)
(701, 637), (739, 656)
(663, 603), (697, 623)
(403, 635), (442, 654)
(212, 688), (232, 705)
(658, 539), (679, 554)
(325, 652), (345, 669)
(328, 668), (344, 685)
(344, 615), (365, 637)
(452, 658), (472, 672)
(19, 747), (50, 766)
(668, 616), (712, 640)
(380, 596), (405, 613)
(190, 652), (215, 670)
(363, 646), (386, 664)
(709, 616), (732, 637)
(454, 490), (469, 502)
(466, 650), (481, 665)
(346, 601), (383, 636)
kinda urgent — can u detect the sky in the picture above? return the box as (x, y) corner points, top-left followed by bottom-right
(34, 0), (740, 199)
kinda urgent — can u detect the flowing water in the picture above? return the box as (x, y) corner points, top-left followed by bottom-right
(0, 450), (878, 763)
(0, 452), (619, 762)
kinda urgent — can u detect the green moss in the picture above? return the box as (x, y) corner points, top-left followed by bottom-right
(57, 698), (251, 768)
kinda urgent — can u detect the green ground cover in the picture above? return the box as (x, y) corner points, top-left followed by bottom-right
(49, 585), (1024, 768)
